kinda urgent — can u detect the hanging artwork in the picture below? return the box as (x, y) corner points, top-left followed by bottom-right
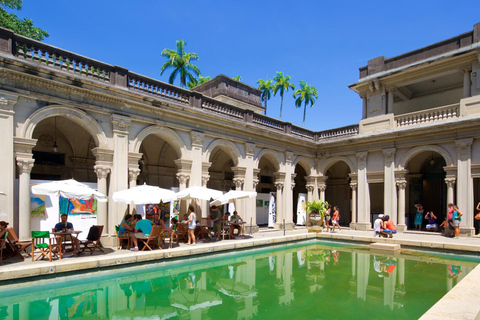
(59, 197), (97, 215)
(31, 195), (46, 218)
(256, 200), (264, 207)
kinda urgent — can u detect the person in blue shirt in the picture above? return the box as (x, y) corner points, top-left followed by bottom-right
(54, 214), (79, 255)
(130, 216), (153, 251)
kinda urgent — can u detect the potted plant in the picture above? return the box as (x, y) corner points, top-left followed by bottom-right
(306, 200), (328, 228)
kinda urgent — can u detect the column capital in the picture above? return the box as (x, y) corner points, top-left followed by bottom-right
(16, 158), (35, 174)
(356, 151), (368, 162)
(176, 173), (190, 185)
(349, 183), (357, 190)
(94, 165), (111, 179)
(245, 142), (256, 157)
(445, 178), (456, 188)
(190, 131), (205, 147)
(274, 181), (284, 190)
(386, 87), (396, 93)
(233, 178), (244, 190)
(128, 168), (141, 181)
(201, 175), (210, 187)
(252, 179), (259, 190)
(111, 114), (131, 132)
(382, 147), (396, 159)
(318, 183), (327, 192)
(455, 138), (473, 152)
(290, 182), (296, 190)
(396, 180), (407, 190)
(306, 185), (315, 192)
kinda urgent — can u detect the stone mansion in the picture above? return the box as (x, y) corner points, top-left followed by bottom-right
(0, 22), (479, 242)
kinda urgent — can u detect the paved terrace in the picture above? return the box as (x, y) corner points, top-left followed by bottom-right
(1, 228), (480, 319)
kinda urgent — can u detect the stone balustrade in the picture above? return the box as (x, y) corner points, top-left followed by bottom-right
(127, 72), (190, 105)
(318, 125), (359, 140)
(395, 103), (459, 128)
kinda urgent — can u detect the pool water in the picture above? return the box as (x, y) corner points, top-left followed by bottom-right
(0, 240), (478, 320)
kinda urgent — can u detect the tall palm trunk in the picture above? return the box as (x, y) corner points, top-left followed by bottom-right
(303, 102), (307, 127)
(280, 95), (284, 120)
(264, 100), (267, 116)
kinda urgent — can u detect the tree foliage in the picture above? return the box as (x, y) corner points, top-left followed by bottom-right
(294, 80), (318, 127)
(257, 78), (273, 116)
(160, 40), (201, 88)
(186, 75), (210, 89)
(0, 0), (49, 41)
(273, 72), (295, 120)
(232, 75), (242, 81)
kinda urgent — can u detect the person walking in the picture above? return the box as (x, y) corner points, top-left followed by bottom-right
(452, 205), (463, 239)
(414, 204), (424, 230)
(331, 206), (341, 232)
(324, 205), (332, 232)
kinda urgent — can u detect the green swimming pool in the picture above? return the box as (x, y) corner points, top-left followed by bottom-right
(0, 240), (478, 319)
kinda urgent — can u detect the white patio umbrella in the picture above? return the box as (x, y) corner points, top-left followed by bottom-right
(31, 179), (107, 202)
(210, 190), (257, 206)
(112, 183), (177, 205)
(176, 186), (223, 201)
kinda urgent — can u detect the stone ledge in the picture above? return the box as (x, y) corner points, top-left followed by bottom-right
(370, 243), (401, 251)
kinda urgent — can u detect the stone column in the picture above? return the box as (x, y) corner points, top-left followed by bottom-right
(444, 166), (457, 207)
(361, 95), (367, 119)
(455, 138), (474, 235)
(108, 115), (131, 236)
(94, 165), (110, 231)
(306, 185), (315, 203)
(356, 151), (370, 230)
(350, 182), (357, 229)
(189, 131), (204, 187)
(16, 157), (34, 239)
(386, 88), (395, 114)
(174, 159), (192, 191)
(0, 93), (17, 227)
(463, 69), (471, 98)
(282, 152), (295, 229)
(396, 180), (407, 232)
(274, 173), (285, 229)
(128, 152), (142, 188)
(383, 148), (397, 223)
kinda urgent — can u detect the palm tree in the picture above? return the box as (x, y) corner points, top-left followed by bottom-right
(233, 75), (242, 81)
(294, 81), (318, 127)
(160, 40), (200, 88)
(257, 79), (274, 115)
(273, 72), (295, 120)
(186, 75), (211, 89)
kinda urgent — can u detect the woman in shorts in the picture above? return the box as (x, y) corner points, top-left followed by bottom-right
(331, 206), (341, 232)
(324, 205), (331, 232)
(452, 205), (463, 239)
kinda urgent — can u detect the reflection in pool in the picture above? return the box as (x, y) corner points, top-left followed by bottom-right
(0, 241), (478, 319)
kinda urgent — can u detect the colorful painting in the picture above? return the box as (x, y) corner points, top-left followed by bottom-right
(264, 201), (270, 207)
(60, 197), (97, 215)
(256, 199), (263, 207)
(31, 196), (46, 218)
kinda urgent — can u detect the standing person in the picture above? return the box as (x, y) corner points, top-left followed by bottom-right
(475, 202), (480, 235)
(425, 211), (438, 232)
(185, 205), (196, 245)
(209, 206), (222, 241)
(331, 206), (341, 232)
(414, 204), (424, 230)
(446, 203), (455, 237)
(452, 205), (463, 239)
(324, 205), (331, 232)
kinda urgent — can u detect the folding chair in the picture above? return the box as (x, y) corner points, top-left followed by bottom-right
(80, 225), (104, 255)
(176, 223), (188, 243)
(139, 225), (162, 251)
(31, 231), (62, 262)
(221, 221), (231, 240)
(6, 227), (31, 257)
(115, 225), (130, 250)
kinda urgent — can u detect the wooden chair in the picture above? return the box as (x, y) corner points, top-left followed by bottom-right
(6, 227), (31, 258)
(139, 225), (162, 251)
(52, 228), (74, 252)
(80, 225), (104, 255)
(221, 220), (231, 240)
(31, 231), (62, 262)
(0, 231), (6, 265)
(115, 225), (130, 250)
(176, 223), (188, 243)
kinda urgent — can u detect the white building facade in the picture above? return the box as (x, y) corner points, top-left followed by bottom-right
(0, 23), (479, 243)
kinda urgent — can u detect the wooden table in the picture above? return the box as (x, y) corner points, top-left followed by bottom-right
(52, 230), (82, 254)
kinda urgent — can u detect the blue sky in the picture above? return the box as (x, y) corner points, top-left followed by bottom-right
(16, 0), (480, 130)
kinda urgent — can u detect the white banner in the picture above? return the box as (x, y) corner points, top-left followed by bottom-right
(296, 193), (307, 225)
(268, 192), (276, 228)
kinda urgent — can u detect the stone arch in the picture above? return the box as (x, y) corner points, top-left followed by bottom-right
(132, 125), (186, 158)
(399, 145), (454, 169)
(204, 139), (243, 167)
(320, 156), (356, 175)
(292, 156), (314, 176)
(254, 149), (282, 172)
(21, 105), (107, 148)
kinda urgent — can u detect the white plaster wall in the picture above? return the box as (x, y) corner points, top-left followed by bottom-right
(366, 151), (384, 172)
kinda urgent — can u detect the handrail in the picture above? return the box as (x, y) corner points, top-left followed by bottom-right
(395, 104), (459, 127)
(127, 71), (190, 104)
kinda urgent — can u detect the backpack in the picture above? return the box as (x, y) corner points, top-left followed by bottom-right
(87, 226), (100, 241)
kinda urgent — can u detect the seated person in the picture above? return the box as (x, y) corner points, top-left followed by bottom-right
(119, 213), (135, 248)
(131, 216), (153, 251)
(230, 211), (244, 237)
(152, 212), (165, 228)
(425, 211), (438, 232)
(182, 213), (189, 223)
(164, 217), (178, 238)
(373, 214), (388, 238)
(382, 215), (397, 238)
(54, 214), (80, 255)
